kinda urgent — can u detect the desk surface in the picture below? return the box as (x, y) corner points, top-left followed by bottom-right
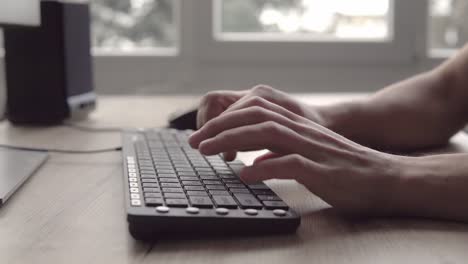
(1, 94), (468, 264)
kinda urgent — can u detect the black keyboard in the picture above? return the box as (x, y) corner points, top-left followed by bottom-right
(122, 129), (300, 240)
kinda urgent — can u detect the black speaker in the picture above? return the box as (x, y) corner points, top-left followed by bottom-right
(3, 0), (96, 125)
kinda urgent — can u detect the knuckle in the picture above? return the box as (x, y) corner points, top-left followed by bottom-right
(203, 118), (217, 131)
(248, 106), (268, 118)
(262, 121), (283, 136)
(246, 96), (267, 107)
(215, 130), (230, 141)
(288, 154), (307, 170)
(202, 91), (223, 105)
(252, 84), (274, 94)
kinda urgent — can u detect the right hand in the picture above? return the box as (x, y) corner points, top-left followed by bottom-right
(190, 98), (400, 215)
(196, 85), (324, 160)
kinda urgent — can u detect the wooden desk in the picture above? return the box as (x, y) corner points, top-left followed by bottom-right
(1, 94), (468, 264)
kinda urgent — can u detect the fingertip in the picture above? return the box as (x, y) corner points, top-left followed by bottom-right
(223, 152), (236, 161)
(188, 131), (201, 149)
(198, 140), (215, 155)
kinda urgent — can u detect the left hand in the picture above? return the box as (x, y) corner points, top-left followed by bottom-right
(188, 105), (402, 214)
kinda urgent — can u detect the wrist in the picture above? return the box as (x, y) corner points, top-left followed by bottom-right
(313, 100), (366, 133)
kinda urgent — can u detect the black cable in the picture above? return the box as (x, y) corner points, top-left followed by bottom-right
(0, 144), (122, 154)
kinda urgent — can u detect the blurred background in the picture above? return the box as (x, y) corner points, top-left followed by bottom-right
(1, 0), (468, 95)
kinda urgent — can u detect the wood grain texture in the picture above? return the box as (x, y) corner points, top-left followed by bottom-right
(0, 94), (467, 264)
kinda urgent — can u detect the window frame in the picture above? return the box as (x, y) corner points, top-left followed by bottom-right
(190, 0), (420, 65)
(0, 0), (455, 94)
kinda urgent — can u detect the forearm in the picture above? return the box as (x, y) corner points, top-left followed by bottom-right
(312, 45), (468, 151)
(315, 70), (458, 151)
(387, 154), (468, 222)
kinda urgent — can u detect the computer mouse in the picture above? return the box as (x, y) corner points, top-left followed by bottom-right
(168, 108), (198, 130)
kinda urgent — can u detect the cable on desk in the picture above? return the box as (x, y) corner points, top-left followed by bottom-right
(0, 144), (122, 154)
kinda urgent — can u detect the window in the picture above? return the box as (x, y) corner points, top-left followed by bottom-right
(1, 1), (468, 94)
(429, 0), (468, 55)
(91, 0), (178, 54)
(218, 0), (391, 41)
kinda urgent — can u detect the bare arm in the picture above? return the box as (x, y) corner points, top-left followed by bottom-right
(192, 45), (468, 222)
(315, 44), (468, 151)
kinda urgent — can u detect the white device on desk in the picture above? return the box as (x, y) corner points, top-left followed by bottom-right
(0, 149), (48, 205)
(0, 0), (49, 205)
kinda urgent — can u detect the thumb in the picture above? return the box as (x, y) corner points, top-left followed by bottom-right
(240, 154), (317, 185)
(254, 151), (282, 164)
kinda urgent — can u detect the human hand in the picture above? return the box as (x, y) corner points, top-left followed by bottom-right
(189, 104), (401, 214)
(197, 85), (324, 160)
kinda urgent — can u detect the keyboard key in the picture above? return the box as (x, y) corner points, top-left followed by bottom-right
(165, 199), (188, 208)
(230, 188), (251, 194)
(206, 185), (226, 190)
(233, 193), (263, 209)
(157, 169), (176, 174)
(209, 190), (230, 196)
(141, 174), (156, 179)
(141, 179), (158, 183)
(196, 168), (214, 173)
(187, 191), (208, 196)
(199, 175), (218, 180)
(212, 166), (230, 170)
(219, 174), (236, 179)
(131, 200), (142, 206)
(222, 179), (242, 184)
(198, 172), (216, 176)
(139, 166), (155, 171)
(248, 183), (270, 190)
(142, 183), (159, 188)
(226, 183), (245, 188)
(252, 189), (275, 195)
(176, 167), (195, 172)
(157, 173), (178, 178)
(184, 186), (205, 191)
(162, 187), (184, 193)
(203, 180), (223, 185)
(180, 176), (199, 181)
(155, 165), (173, 170)
(178, 172), (197, 176)
(213, 196), (238, 209)
(182, 181), (202, 186)
(144, 192), (162, 198)
(140, 170), (156, 175)
(257, 195), (282, 201)
(164, 193), (187, 199)
(159, 178), (179, 183)
(143, 187), (161, 193)
(216, 170), (233, 174)
(160, 183), (182, 188)
(263, 201), (289, 210)
(189, 196), (213, 208)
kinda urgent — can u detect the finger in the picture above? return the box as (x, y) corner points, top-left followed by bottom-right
(190, 106), (344, 152)
(197, 90), (246, 129)
(240, 154), (324, 192)
(225, 96), (304, 123)
(227, 96), (365, 150)
(254, 152), (282, 164)
(189, 106), (304, 148)
(198, 122), (326, 161)
(223, 151), (237, 161)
